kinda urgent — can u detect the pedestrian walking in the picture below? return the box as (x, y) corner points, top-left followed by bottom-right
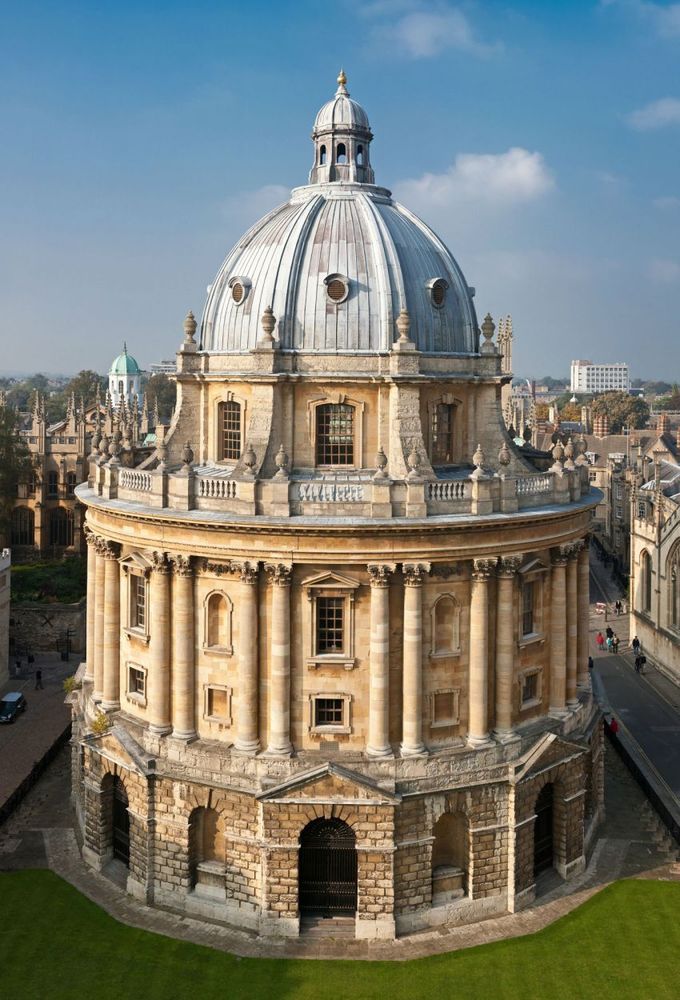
(631, 636), (640, 655)
(35, 668), (43, 690)
(639, 655), (647, 674)
(615, 600), (622, 616)
(606, 626), (614, 640)
(606, 636), (613, 653)
(596, 631), (605, 652)
(612, 635), (620, 653)
(588, 655), (594, 671)
(608, 716), (619, 737)
(635, 655), (642, 674)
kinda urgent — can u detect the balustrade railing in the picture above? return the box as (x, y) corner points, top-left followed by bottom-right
(197, 477), (237, 499)
(516, 474), (552, 496)
(119, 469), (152, 493)
(427, 481), (469, 502)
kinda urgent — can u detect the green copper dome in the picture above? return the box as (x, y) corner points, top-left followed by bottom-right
(110, 343), (141, 375)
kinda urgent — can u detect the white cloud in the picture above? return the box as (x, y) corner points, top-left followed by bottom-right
(627, 97), (680, 129)
(394, 148), (555, 209)
(360, 2), (498, 59)
(653, 195), (680, 209)
(649, 258), (680, 283)
(603, 1), (680, 38)
(221, 184), (289, 228)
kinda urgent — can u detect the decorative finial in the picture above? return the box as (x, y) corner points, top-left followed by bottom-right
(480, 313), (497, 355)
(337, 68), (347, 90)
(123, 341), (127, 354)
(258, 305), (276, 348)
(374, 446), (388, 481)
(183, 311), (197, 344)
(274, 443), (289, 480)
(243, 443), (257, 478)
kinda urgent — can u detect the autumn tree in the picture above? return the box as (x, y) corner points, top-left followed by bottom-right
(591, 392), (650, 433)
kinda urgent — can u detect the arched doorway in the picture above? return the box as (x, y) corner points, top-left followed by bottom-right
(299, 818), (357, 917)
(533, 784), (554, 875)
(431, 812), (468, 903)
(111, 776), (130, 867)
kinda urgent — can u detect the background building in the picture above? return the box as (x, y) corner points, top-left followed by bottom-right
(72, 75), (602, 941)
(0, 549), (10, 685)
(570, 360), (630, 395)
(108, 345), (143, 409)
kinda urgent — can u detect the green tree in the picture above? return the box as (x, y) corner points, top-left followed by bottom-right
(45, 370), (107, 423)
(145, 373), (177, 420)
(0, 405), (33, 540)
(591, 392), (650, 433)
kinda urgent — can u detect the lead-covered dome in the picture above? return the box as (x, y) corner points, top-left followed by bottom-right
(200, 75), (479, 356)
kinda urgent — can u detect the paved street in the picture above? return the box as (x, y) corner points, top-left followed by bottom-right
(589, 550), (680, 804)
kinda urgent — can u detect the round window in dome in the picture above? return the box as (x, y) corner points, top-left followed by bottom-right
(228, 276), (251, 306)
(428, 278), (449, 309)
(324, 273), (350, 304)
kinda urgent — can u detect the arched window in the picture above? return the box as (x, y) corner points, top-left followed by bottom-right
(431, 403), (455, 465)
(432, 812), (468, 901)
(315, 403), (354, 466)
(319, 144), (327, 165)
(336, 142), (347, 164)
(49, 508), (74, 547)
(11, 507), (34, 546)
(641, 550), (652, 614)
(118, 380), (124, 397)
(432, 595), (461, 655)
(205, 592), (232, 651)
(356, 144), (363, 165)
(218, 401), (242, 462)
(189, 806), (223, 888)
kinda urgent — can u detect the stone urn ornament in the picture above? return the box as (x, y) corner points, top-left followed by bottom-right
(157, 439), (168, 469)
(551, 439), (565, 472)
(498, 441), (511, 476)
(406, 445), (420, 480)
(374, 446), (388, 480)
(243, 443), (257, 477)
(183, 310), (197, 345)
(274, 443), (289, 480)
(564, 437), (576, 470)
(182, 441), (195, 467)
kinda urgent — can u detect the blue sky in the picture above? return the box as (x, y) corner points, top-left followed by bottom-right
(1, 0), (679, 378)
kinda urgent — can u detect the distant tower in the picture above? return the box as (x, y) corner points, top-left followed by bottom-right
(498, 315), (514, 419)
(108, 344), (143, 409)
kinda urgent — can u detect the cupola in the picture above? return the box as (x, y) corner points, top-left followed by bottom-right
(309, 71), (375, 185)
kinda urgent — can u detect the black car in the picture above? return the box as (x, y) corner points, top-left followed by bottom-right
(0, 692), (28, 723)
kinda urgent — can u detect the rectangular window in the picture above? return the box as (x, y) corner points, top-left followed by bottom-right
(314, 698), (344, 727)
(130, 575), (146, 630)
(316, 404), (354, 466)
(615, 505), (623, 520)
(47, 471), (59, 498)
(431, 689), (460, 727)
(521, 581), (535, 636)
(204, 685), (231, 723)
(220, 401), (242, 461)
(522, 672), (539, 704)
(432, 403), (454, 464)
(128, 665), (146, 699)
(316, 596), (344, 653)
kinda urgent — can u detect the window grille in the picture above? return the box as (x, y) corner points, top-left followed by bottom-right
(432, 403), (454, 464)
(522, 581), (534, 636)
(314, 698), (344, 727)
(220, 401), (241, 461)
(130, 575), (146, 630)
(317, 597), (344, 653)
(522, 672), (538, 703)
(316, 404), (354, 466)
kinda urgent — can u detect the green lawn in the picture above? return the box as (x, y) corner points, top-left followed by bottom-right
(1, 871), (678, 1000)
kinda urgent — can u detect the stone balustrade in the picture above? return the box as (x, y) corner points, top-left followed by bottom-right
(87, 460), (591, 519)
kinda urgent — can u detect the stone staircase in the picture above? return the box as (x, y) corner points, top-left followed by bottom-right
(299, 915), (356, 939)
(638, 802), (680, 871)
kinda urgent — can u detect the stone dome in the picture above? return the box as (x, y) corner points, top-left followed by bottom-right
(200, 75), (479, 357)
(110, 345), (141, 375)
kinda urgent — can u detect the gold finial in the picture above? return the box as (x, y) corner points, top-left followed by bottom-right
(337, 68), (347, 87)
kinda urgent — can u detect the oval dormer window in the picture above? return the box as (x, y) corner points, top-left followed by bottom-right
(228, 276), (251, 306)
(324, 273), (350, 304)
(429, 278), (449, 308)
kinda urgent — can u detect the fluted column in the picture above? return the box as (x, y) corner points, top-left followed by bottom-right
(92, 539), (106, 702)
(170, 555), (196, 740)
(495, 556), (521, 740)
(148, 552), (172, 735)
(549, 547), (568, 716)
(235, 561), (260, 753)
(101, 541), (121, 711)
(566, 544), (580, 708)
(266, 563), (293, 756)
(468, 559), (495, 747)
(401, 563), (430, 757)
(84, 528), (96, 682)
(367, 563), (395, 757)
(577, 537), (591, 686)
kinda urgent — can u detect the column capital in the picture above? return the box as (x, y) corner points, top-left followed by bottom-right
(265, 562), (293, 586)
(551, 546), (570, 566)
(84, 524), (96, 547)
(498, 554), (522, 577)
(367, 563), (396, 587)
(472, 557), (496, 580)
(234, 560), (260, 585)
(402, 562), (430, 586)
(150, 550), (171, 574)
(430, 563), (462, 580)
(563, 540), (583, 560)
(100, 539), (121, 560)
(169, 553), (193, 577)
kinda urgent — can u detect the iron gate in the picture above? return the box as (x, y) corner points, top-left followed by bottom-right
(112, 778), (130, 866)
(299, 818), (357, 916)
(533, 783), (554, 875)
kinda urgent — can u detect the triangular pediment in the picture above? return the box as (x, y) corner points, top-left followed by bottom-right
(512, 732), (586, 783)
(119, 552), (152, 572)
(85, 724), (154, 777)
(301, 571), (360, 591)
(257, 762), (400, 804)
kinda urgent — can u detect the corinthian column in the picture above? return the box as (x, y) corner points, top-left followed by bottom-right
(495, 556), (521, 740)
(401, 563), (430, 757)
(265, 563), (293, 756)
(367, 563), (395, 757)
(235, 561), (260, 753)
(92, 539), (106, 702)
(101, 541), (121, 711)
(566, 543), (580, 708)
(577, 537), (591, 686)
(170, 554), (196, 740)
(84, 527), (96, 682)
(468, 559), (495, 747)
(148, 552), (172, 735)
(549, 547), (568, 717)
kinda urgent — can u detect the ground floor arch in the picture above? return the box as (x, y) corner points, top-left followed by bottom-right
(534, 783), (554, 875)
(298, 817), (357, 917)
(102, 773), (130, 868)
